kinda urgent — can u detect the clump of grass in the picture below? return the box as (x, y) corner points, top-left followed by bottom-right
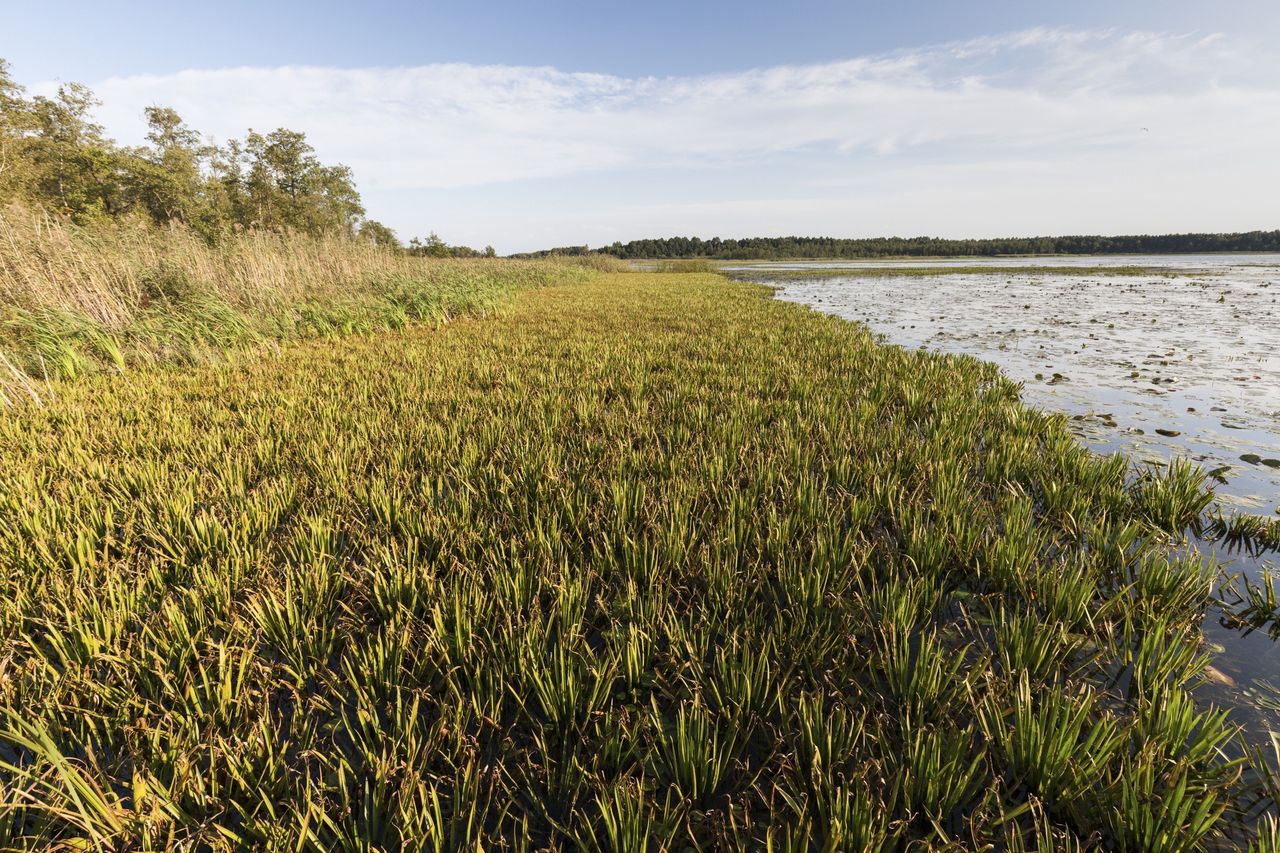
(1129, 458), (1215, 535)
(980, 675), (1120, 811)
(652, 258), (718, 273)
(1208, 509), (1280, 555)
(0, 272), (1265, 848)
(545, 252), (630, 273)
(1221, 568), (1280, 639)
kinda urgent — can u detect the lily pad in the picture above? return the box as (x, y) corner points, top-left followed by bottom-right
(1241, 453), (1263, 465)
(1154, 428), (1181, 437)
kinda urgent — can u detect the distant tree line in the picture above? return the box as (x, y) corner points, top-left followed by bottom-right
(511, 245), (592, 259)
(581, 232), (1280, 260)
(0, 58), (490, 255)
(407, 232), (496, 258)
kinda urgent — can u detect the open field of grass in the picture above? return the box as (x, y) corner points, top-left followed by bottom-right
(0, 272), (1275, 849)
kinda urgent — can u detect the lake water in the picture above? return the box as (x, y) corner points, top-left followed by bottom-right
(736, 254), (1280, 747)
(743, 255), (1280, 510)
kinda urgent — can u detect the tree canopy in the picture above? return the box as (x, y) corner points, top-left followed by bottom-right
(579, 232), (1280, 260)
(0, 58), (395, 245)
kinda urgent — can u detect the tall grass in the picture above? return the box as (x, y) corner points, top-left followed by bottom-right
(0, 272), (1271, 848)
(651, 258), (718, 273)
(0, 203), (592, 388)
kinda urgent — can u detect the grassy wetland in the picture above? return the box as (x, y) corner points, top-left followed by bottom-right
(2, 266), (1278, 850)
(762, 259), (1280, 763)
(0, 204), (603, 400)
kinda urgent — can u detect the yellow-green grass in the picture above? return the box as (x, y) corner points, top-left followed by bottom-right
(0, 273), (1267, 849)
(0, 203), (603, 396)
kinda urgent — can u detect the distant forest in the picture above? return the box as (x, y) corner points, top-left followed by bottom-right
(522, 231), (1280, 260)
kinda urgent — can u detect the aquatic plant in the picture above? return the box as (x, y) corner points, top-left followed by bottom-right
(0, 272), (1268, 848)
(1208, 510), (1280, 556)
(1222, 567), (1280, 639)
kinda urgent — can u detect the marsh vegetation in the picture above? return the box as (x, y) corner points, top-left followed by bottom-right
(0, 204), (606, 402)
(1, 272), (1276, 849)
(764, 258), (1280, 512)
(766, 258), (1280, 769)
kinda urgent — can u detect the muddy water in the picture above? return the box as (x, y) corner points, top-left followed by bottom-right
(745, 255), (1280, 747)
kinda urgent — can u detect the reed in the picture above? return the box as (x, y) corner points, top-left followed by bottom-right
(0, 203), (592, 381)
(651, 259), (718, 274)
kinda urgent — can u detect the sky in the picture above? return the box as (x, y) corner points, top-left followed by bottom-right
(6, 0), (1280, 253)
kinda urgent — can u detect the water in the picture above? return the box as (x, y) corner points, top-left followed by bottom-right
(740, 255), (1280, 745)
(730, 253), (1280, 273)
(745, 256), (1280, 510)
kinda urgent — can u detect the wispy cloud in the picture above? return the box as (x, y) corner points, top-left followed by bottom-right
(50, 28), (1280, 249)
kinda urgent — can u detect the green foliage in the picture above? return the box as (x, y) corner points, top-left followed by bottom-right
(590, 231), (1280, 259)
(0, 274), (1265, 848)
(233, 128), (365, 235)
(0, 202), (589, 383)
(0, 57), (391, 242)
(404, 231), (501, 258)
(357, 218), (401, 249)
(407, 231), (453, 257)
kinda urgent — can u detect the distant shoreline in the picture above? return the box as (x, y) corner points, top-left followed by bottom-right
(517, 232), (1280, 260)
(717, 250), (1280, 262)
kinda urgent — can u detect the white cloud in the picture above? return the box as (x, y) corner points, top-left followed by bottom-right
(45, 28), (1280, 250)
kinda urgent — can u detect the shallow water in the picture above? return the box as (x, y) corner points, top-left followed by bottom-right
(753, 256), (1280, 510)
(746, 254), (1280, 745)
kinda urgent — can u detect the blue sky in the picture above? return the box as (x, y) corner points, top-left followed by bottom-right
(6, 1), (1280, 252)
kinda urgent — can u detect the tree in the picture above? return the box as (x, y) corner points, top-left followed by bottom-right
(22, 82), (130, 221)
(358, 219), (400, 248)
(0, 56), (405, 244)
(125, 107), (227, 237)
(0, 59), (33, 201)
(234, 128), (365, 235)
(408, 232), (451, 258)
